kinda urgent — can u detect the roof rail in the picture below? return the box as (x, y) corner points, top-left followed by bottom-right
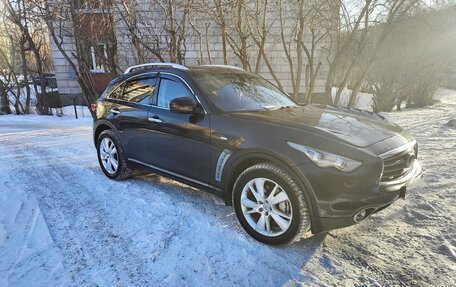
(124, 62), (188, 74)
(200, 65), (245, 71)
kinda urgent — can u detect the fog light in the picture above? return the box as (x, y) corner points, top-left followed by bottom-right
(353, 209), (367, 223)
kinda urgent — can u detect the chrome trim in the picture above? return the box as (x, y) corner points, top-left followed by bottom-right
(200, 65), (245, 71)
(380, 160), (422, 192)
(379, 140), (416, 159)
(148, 117), (162, 124)
(128, 158), (220, 191)
(106, 71), (208, 115)
(110, 109), (120, 115)
(152, 105), (169, 111)
(124, 62), (188, 74)
(215, 149), (232, 182)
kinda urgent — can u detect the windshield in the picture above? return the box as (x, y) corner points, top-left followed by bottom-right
(191, 72), (298, 112)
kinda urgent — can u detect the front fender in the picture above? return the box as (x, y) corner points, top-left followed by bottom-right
(220, 149), (321, 233)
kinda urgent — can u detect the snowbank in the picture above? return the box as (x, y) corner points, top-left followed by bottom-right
(0, 162), (70, 286)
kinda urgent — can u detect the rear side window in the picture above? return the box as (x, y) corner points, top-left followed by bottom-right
(108, 84), (124, 100)
(157, 78), (193, 109)
(101, 81), (122, 99)
(121, 77), (157, 104)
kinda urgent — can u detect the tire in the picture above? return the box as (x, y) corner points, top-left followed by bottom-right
(232, 163), (311, 245)
(96, 129), (132, 180)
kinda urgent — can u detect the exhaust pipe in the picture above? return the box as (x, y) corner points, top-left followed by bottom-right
(353, 209), (367, 223)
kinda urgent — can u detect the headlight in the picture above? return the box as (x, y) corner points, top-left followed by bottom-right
(287, 142), (362, 172)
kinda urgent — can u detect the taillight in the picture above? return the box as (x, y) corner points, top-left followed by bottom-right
(90, 103), (98, 112)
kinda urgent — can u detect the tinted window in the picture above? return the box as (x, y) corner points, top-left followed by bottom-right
(122, 77), (157, 104)
(107, 84), (123, 100)
(157, 78), (193, 109)
(191, 72), (297, 112)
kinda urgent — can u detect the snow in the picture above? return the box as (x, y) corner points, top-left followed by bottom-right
(331, 87), (375, 110)
(0, 89), (455, 286)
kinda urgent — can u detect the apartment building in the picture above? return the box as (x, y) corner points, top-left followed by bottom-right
(50, 0), (334, 103)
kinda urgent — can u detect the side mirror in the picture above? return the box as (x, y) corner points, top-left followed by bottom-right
(170, 97), (202, 114)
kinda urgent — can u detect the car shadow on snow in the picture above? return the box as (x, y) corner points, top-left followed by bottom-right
(89, 167), (328, 285)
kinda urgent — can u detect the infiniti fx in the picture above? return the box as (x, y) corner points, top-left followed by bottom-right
(93, 63), (422, 245)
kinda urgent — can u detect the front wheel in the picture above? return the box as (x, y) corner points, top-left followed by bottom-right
(233, 163), (311, 245)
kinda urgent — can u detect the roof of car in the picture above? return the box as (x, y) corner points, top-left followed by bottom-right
(123, 64), (246, 76)
(108, 64), (249, 88)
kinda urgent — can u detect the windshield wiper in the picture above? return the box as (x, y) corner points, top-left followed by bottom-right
(268, 105), (294, 111)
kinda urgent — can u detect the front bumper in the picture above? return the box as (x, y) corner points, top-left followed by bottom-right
(293, 159), (423, 233)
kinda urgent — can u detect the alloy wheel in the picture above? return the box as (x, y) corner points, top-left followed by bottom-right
(99, 137), (119, 174)
(240, 178), (293, 237)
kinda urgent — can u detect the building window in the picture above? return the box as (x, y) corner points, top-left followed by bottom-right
(79, 42), (115, 73)
(90, 43), (108, 72)
(80, 42), (110, 73)
(73, 0), (106, 10)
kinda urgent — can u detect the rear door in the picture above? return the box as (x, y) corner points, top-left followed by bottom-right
(146, 74), (212, 184)
(107, 74), (158, 163)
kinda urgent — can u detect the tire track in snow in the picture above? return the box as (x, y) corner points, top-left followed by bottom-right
(6, 129), (154, 286)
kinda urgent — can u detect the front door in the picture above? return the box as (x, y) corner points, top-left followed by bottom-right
(147, 74), (212, 184)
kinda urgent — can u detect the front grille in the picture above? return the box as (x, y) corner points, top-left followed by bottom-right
(381, 147), (416, 182)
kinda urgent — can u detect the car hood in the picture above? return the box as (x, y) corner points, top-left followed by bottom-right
(228, 105), (403, 148)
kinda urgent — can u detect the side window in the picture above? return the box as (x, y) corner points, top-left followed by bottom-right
(157, 78), (193, 109)
(107, 84), (123, 100)
(122, 77), (157, 104)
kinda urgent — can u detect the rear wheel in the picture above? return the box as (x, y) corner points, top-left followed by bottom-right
(97, 130), (132, 180)
(233, 163), (311, 245)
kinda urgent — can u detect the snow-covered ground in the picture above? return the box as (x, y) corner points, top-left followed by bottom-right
(0, 89), (455, 286)
(331, 87), (375, 110)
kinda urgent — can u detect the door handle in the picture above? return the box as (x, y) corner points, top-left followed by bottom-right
(148, 116), (162, 124)
(110, 109), (121, 115)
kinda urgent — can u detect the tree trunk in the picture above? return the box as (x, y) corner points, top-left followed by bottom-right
(215, 0), (228, 64)
(0, 81), (12, 114)
(293, 0), (305, 101)
(348, 61), (375, 108)
(20, 38), (31, 114)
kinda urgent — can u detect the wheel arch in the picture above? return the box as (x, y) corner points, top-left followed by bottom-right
(93, 120), (116, 147)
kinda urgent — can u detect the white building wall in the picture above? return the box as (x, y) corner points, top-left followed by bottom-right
(49, 21), (82, 97)
(113, 0), (331, 96)
(53, 0), (331, 98)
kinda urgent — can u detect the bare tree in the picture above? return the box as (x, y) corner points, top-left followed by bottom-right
(245, 0), (284, 90)
(300, 1), (336, 104)
(115, 0), (164, 63)
(0, 47), (26, 114)
(327, 0), (423, 107)
(4, 0), (52, 114)
(114, 0), (192, 65)
(33, 0), (101, 117)
(0, 80), (11, 114)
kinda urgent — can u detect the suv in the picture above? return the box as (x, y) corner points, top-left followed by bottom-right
(93, 63), (422, 245)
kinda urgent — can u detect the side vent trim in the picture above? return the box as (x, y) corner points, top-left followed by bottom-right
(215, 149), (232, 182)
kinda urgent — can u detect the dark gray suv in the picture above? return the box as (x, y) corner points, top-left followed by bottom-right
(93, 63), (422, 245)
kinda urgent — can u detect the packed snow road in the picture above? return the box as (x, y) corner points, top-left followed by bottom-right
(0, 91), (455, 286)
